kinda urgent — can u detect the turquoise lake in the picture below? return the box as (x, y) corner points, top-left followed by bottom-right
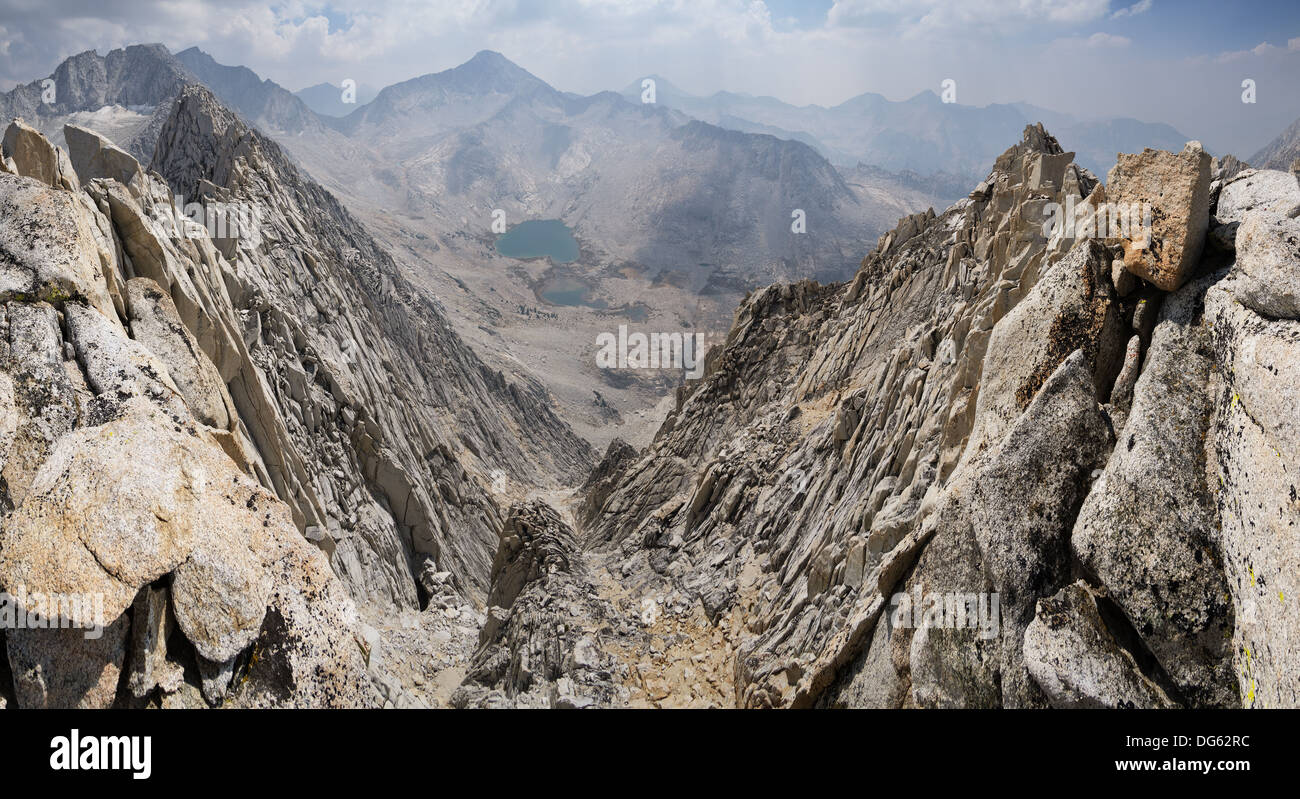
(495, 219), (579, 264)
(539, 276), (606, 309)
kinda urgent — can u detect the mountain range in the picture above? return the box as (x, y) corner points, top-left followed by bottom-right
(620, 74), (1196, 183)
(1, 38), (1298, 712)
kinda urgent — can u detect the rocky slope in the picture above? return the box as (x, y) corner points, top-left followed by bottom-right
(1250, 115), (1300, 171)
(469, 127), (1300, 708)
(0, 82), (592, 707)
(1, 45), (952, 456)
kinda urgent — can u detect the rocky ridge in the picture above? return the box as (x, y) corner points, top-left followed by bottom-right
(0, 82), (591, 707)
(471, 124), (1300, 708)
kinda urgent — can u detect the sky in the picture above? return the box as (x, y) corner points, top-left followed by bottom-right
(0, 0), (1297, 156)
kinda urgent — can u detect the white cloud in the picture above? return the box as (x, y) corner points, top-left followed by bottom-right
(1049, 31), (1132, 49)
(828, 0), (1112, 31)
(1214, 41), (1283, 63)
(1111, 0), (1152, 18)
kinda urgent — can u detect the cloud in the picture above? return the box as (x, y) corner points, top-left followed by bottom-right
(1214, 41), (1283, 63)
(827, 0), (1113, 31)
(1111, 0), (1152, 18)
(1059, 31), (1132, 47)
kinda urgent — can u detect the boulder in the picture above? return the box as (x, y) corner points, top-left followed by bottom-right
(1215, 168), (1300, 226)
(1231, 211), (1300, 319)
(63, 302), (187, 415)
(0, 174), (119, 319)
(1024, 582), (1176, 709)
(1106, 142), (1212, 290)
(0, 400), (201, 625)
(169, 487), (276, 663)
(63, 123), (143, 186)
(2, 119), (75, 190)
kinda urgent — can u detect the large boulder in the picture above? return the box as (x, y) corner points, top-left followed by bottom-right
(0, 174), (119, 320)
(63, 302), (187, 416)
(2, 119), (77, 191)
(1214, 168), (1300, 226)
(1107, 142), (1212, 291)
(62, 123), (143, 186)
(1231, 210), (1300, 320)
(1024, 581), (1176, 709)
(0, 400), (202, 625)
(169, 486), (276, 663)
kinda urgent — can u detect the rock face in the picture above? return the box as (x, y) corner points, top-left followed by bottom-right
(1250, 116), (1300, 171)
(1023, 581), (1175, 709)
(0, 45), (194, 162)
(550, 125), (1300, 709)
(1230, 200), (1300, 320)
(142, 88), (593, 612)
(2, 118), (86, 193)
(0, 82), (590, 707)
(1106, 143), (1212, 291)
(1071, 273), (1234, 707)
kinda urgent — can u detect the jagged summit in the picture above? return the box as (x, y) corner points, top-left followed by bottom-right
(0, 43), (328, 161)
(21, 43), (185, 111)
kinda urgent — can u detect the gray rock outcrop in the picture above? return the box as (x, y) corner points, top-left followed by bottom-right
(0, 82), (591, 708)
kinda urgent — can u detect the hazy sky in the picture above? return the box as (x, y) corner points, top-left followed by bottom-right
(1, 0), (1297, 156)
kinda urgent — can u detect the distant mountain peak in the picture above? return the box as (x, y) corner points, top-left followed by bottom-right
(451, 49), (538, 83)
(466, 49), (512, 66)
(903, 88), (942, 106)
